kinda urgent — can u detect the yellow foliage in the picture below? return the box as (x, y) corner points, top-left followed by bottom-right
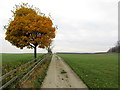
(5, 3), (56, 49)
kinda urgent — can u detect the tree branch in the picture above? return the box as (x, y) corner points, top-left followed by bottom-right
(29, 44), (35, 48)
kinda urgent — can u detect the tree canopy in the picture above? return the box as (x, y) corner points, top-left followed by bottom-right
(5, 3), (56, 58)
(107, 40), (120, 53)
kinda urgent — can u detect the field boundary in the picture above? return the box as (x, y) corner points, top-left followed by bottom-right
(0, 53), (52, 89)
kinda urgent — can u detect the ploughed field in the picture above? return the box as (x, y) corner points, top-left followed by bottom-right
(57, 53), (118, 88)
(2, 53), (42, 75)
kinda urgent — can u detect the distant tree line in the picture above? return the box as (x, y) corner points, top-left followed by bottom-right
(108, 41), (120, 53)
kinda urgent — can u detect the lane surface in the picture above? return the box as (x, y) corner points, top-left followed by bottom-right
(41, 54), (88, 88)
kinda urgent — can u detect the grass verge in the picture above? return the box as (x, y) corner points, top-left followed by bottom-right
(20, 54), (52, 88)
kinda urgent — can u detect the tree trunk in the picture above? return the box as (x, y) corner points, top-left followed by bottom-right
(34, 46), (37, 59)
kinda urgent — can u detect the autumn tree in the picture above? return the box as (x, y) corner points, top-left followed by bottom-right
(5, 3), (56, 58)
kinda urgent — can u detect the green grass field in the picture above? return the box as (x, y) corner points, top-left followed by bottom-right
(58, 53), (118, 88)
(2, 53), (42, 74)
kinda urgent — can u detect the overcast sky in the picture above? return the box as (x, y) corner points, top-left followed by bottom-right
(0, 0), (119, 53)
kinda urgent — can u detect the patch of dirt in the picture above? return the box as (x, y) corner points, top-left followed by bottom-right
(41, 54), (88, 88)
